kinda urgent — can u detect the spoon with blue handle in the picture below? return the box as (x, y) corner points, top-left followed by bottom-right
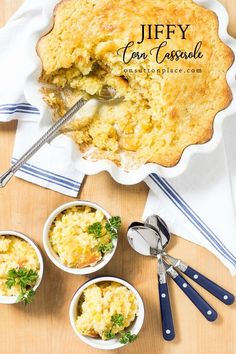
(164, 253), (234, 305)
(145, 215), (235, 305)
(164, 262), (217, 321)
(127, 224), (175, 340)
(128, 223), (218, 322)
(157, 235), (175, 340)
(149, 223), (218, 321)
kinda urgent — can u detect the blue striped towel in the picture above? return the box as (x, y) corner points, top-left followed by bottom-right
(144, 122), (236, 274)
(0, 0), (84, 197)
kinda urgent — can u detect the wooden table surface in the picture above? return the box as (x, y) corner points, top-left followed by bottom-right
(0, 1), (236, 354)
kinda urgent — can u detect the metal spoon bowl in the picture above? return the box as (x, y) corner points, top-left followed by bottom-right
(145, 215), (169, 249)
(127, 224), (159, 256)
(93, 85), (123, 102)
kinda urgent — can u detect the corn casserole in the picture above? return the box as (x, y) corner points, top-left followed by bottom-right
(49, 206), (114, 268)
(37, 0), (234, 168)
(76, 282), (138, 339)
(0, 236), (39, 296)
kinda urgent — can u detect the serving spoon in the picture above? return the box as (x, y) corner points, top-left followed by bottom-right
(127, 223), (175, 341)
(128, 223), (218, 322)
(145, 215), (235, 305)
(0, 86), (121, 188)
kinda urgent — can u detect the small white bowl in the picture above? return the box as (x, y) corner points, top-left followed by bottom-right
(69, 276), (145, 350)
(0, 230), (44, 305)
(43, 200), (117, 275)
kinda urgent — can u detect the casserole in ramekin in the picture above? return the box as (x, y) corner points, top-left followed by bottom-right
(69, 276), (145, 350)
(0, 230), (43, 305)
(43, 201), (118, 275)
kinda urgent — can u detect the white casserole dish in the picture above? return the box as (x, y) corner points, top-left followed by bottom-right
(0, 230), (44, 304)
(24, 0), (236, 184)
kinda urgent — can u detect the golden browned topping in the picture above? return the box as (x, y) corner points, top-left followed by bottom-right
(38, 0), (233, 168)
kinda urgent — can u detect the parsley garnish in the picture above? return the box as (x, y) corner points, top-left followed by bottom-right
(88, 222), (102, 238)
(103, 313), (138, 344)
(103, 330), (115, 340)
(88, 216), (121, 253)
(119, 331), (138, 344)
(98, 242), (113, 254)
(17, 289), (36, 304)
(105, 216), (121, 240)
(6, 268), (38, 304)
(111, 313), (124, 326)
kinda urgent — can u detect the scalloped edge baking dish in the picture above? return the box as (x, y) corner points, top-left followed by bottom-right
(24, 0), (236, 185)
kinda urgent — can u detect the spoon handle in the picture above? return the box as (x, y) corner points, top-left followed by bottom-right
(158, 280), (175, 341)
(158, 258), (175, 341)
(0, 98), (87, 188)
(166, 266), (217, 322)
(182, 266), (235, 305)
(165, 255), (235, 305)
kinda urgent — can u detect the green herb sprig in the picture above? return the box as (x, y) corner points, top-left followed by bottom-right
(111, 313), (124, 327)
(119, 331), (138, 344)
(6, 268), (38, 305)
(103, 330), (115, 340)
(88, 222), (102, 238)
(88, 216), (122, 254)
(98, 242), (113, 254)
(103, 313), (138, 344)
(105, 216), (121, 240)
(17, 289), (36, 304)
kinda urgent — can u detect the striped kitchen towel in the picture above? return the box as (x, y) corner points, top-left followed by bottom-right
(144, 114), (236, 274)
(0, 0), (84, 197)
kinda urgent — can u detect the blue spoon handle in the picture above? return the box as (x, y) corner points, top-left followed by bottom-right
(158, 278), (175, 341)
(183, 266), (235, 305)
(173, 273), (218, 321)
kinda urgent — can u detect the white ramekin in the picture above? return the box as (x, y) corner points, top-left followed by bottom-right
(69, 276), (145, 350)
(43, 200), (117, 275)
(0, 230), (44, 305)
